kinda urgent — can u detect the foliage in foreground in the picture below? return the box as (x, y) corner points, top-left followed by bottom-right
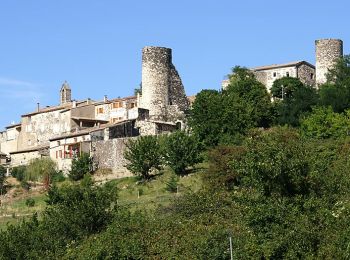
(1, 129), (350, 258)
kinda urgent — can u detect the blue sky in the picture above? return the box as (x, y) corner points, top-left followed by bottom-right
(0, 0), (349, 129)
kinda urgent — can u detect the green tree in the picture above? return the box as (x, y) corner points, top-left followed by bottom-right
(189, 89), (222, 147)
(189, 67), (272, 147)
(26, 158), (57, 190)
(124, 136), (163, 180)
(163, 131), (202, 175)
(300, 106), (350, 139)
(271, 77), (318, 126)
(69, 152), (92, 181)
(319, 55), (350, 112)
(225, 66), (272, 128)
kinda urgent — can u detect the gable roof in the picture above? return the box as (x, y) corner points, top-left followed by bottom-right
(252, 61), (315, 71)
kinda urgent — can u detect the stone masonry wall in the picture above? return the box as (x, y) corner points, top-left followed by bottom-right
(297, 64), (316, 86)
(315, 39), (343, 86)
(141, 47), (171, 120)
(91, 138), (133, 178)
(169, 63), (189, 112)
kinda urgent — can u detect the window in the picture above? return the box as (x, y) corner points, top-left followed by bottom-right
(273, 72), (277, 77)
(112, 102), (122, 109)
(286, 72), (290, 77)
(97, 107), (104, 114)
(129, 102), (135, 108)
(59, 150), (62, 158)
(57, 141), (61, 146)
(310, 73), (314, 79)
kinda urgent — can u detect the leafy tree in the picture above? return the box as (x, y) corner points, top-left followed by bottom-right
(189, 89), (222, 147)
(300, 106), (350, 139)
(69, 152), (92, 181)
(271, 77), (304, 99)
(225, 66), (272, 128)
(203, 145), (247, 191)
(271, 77), (318, 126)
(190, 67), (272, 147)
(163, 131), (202, 175)
(234, 128), (311, 197)
(26, 158), (57, 190)
(319, 55), (350, 112)
(124, 136), (163, 180)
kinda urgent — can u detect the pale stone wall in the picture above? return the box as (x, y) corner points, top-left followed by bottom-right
(19, 109), (72, 151)
(141, 46), (171, 120)
(255, 67), (297, 92)
(0, 127), (20, 154)
(91, 138), (133, 178)
(315, 39), (343, 86)
(11, 151), (41, 167)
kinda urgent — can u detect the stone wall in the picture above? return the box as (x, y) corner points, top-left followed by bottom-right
(255, 67), (297, 92)
(169, 63), (189, 112)
(91, 138), (133, 178)
(141, 46), (171, 120)
(140, 46), (189, 123)
(19, 109), (71, 150)
(297, 64), (316, 86)
(315, 39), (343, 86)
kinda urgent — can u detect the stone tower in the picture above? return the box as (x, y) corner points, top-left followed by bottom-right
(315, 39), (343, 86)
(60, 81), (71, 105)
(140, 46), (189, 121)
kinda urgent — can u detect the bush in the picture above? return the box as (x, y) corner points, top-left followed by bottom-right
(11, 166), (26, 182)
(165, 175), (179, 193)
(52, 170), (65, 183)
(21, 181), (31, 191)
(69, 153), (92, 181)
(25, 198), (35, 207)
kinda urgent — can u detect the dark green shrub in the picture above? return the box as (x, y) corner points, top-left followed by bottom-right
(165, 175), (178, 193)
(11, 166), (26, 182)
(25, 198), (35, 207)
(52, 170), (65, 183)
(20, 181), (31, 191)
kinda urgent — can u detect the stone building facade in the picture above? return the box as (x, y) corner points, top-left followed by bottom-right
(0, 45), (190, 175)
(252, 61), (315, 92)
(222, 38), (344, 92)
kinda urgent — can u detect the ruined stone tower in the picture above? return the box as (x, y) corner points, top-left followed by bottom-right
(140, 46), (189, 121)
(315, 39), (343, 86)
(60, 81), (71, 105)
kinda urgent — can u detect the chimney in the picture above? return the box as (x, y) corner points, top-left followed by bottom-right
(72, 100), (77, 108)
(37, 102), (40, 112)
(87, 98), (91, 105)
(104, 95), (108, 103)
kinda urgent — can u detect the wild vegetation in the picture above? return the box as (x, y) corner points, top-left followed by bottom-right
(0, 56), (350, 258)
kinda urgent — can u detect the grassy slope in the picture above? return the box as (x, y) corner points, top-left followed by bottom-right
(0, 164), (206, 230)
